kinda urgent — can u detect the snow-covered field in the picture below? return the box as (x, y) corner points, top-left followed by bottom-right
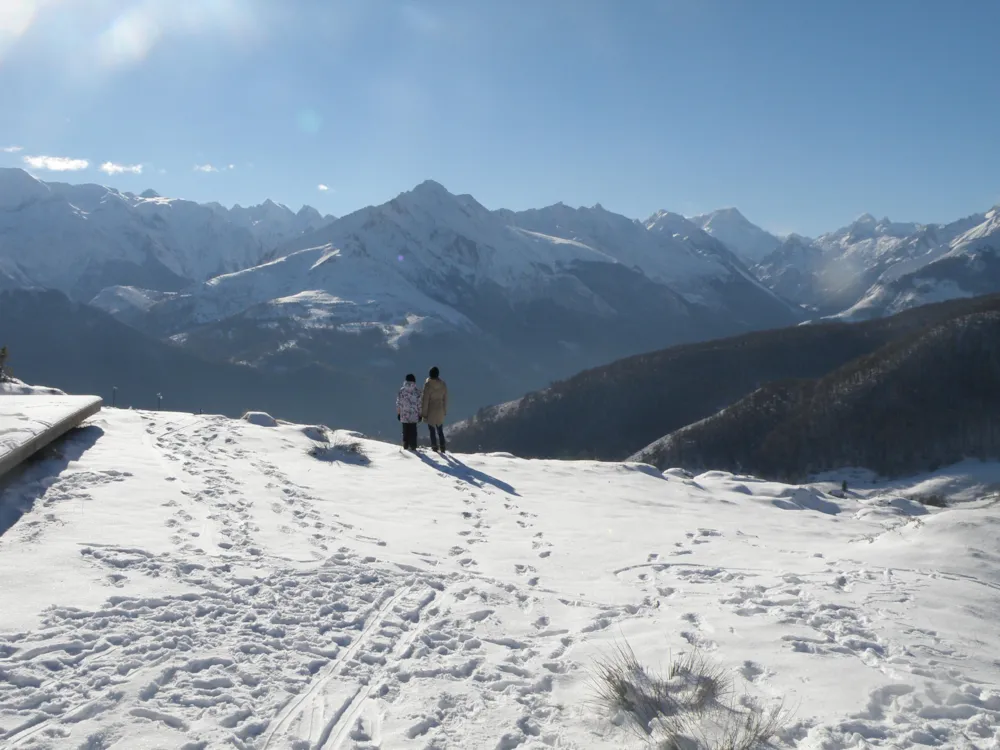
(0, 408), (998, 749)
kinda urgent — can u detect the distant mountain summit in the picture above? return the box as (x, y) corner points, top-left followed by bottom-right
(689, 207), (782, 263)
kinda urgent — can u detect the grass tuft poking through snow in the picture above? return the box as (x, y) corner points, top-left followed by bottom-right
(592, 640), (789, 749)
(591, 640), (678, 738)
(307, 432), (371, 466)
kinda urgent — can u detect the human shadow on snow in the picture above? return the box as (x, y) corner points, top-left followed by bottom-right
(415, 451), (520, 496)
(0, 425), (105, 538)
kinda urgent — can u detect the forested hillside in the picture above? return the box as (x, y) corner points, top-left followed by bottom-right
(448, 294), (1000, 460)
(632, 309), (1000, 480)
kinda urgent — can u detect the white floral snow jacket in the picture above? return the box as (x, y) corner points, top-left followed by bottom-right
(396, 381), (422, 423)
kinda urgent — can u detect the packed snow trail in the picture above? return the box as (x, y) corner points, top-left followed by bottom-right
(0, 409), (998, 748)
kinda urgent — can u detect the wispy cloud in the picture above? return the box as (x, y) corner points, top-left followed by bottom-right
(194, 163), (218, 173)
(2, 145), (23, 153)
(23, 154), (89, 171)
(100, 161), (143, 175)
(317, 184), (329, 192)
(227, 164), (235, 170)
(96, 0), (263, 69)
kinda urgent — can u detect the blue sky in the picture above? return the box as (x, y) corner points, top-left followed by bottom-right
(2, 0), (998, 236)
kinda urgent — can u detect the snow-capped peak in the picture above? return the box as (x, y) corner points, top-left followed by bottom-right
(407, 179), (452, 201)
(644, 210), (702, 238)
(689, 206), (781, 264)
(0, 167), (52, 209)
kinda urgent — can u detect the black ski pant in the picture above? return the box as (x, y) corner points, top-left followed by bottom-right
(402, 422), (418, 450)
(427, 424), (445, 451)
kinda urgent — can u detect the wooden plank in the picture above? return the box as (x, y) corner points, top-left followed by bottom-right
(0, 396), (103, 479)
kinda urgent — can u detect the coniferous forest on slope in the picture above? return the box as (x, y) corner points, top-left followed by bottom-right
(448, 294), (1000, 474)
(633, 308), (1000, 480)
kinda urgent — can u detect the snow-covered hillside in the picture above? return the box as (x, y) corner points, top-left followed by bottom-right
(689, 207), (782, 264)
(1, 408), (998, 748)
(0, 169), (331, 301)
(162, 245), (481, 347)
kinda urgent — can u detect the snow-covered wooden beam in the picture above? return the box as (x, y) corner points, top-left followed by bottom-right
(0, 396), (103, 480)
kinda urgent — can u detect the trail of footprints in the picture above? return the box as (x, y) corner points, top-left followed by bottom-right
(147, 416), (350, 560)
(0, 549), (592, 749)
(0, 430), (599, 750)
(617, 527), (1000, 748)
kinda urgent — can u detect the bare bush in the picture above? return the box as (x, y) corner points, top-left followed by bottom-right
(590, 642), (678, 738)
(592, 641), (790, 749)
(308, 436), (371, 467)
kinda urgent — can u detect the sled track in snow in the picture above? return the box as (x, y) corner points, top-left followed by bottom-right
(321, 588), (450, 749)
(259, 583), (439, 749)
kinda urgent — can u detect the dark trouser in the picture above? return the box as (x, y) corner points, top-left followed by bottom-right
(402, 422), (418, 450)
(427, 424), (445, 451)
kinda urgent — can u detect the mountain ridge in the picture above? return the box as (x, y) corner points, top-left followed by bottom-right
(0, 167), (335, 301)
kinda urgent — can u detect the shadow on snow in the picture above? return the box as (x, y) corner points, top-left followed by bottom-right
(0, 425), (105, 538)
(415, 451), (520, 496)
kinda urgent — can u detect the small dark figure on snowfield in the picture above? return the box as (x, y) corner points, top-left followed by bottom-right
(396, 373), (421, 450)
(421, 366), (448, 452)
(842, 480), (848, 493)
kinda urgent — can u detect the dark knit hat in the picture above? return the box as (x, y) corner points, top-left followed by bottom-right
(429, 366), (440, 379)
(405, 373), (416, 382)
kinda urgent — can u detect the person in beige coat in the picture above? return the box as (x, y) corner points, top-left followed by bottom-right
(421, 366), (449, 452)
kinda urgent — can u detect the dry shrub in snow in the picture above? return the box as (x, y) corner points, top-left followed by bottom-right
(591, 641), (789, 749)
(308, 434), (371, 467)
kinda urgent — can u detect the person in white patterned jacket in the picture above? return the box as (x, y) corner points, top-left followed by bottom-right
(396, 373), (422, 450)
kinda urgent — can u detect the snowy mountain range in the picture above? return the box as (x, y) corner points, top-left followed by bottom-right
(75, 181), (799, 432)
(5, 166), (1000, 433)
(752, 208), (1000, 319)
(0, 168), (333, 301)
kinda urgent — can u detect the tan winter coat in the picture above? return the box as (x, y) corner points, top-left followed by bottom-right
(421, 377), (448, 425)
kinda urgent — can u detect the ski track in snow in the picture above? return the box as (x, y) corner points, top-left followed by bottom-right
(0, 410), (998, 748)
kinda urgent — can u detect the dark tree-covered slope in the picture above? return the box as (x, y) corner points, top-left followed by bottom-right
(447, 294), (1000, 460)
(632, 308), (1000, 480)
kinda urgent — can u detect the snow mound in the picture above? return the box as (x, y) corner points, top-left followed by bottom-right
(0, 377), (66, 395)
(770, 487), (843, 515)
(298, 424), (329, 442)
(241, 410), (277, 427)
